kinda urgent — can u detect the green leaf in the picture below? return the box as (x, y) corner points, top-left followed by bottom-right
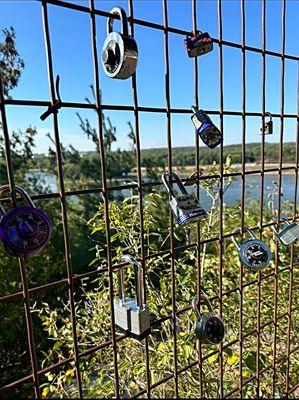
(227, 354), (239, 365)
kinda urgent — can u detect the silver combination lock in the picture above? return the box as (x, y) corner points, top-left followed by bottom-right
(232, 227), (271, 271)
(114, 254), (150, 339)
(272, 219), (299, 246)
(162, 171), (207, 226)
(101, 7), (138, 80)
(260, 112), (273, 135)
(192, 294), (225, 345)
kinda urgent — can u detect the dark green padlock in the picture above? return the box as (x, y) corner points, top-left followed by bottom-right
(192, 294), (225, 345)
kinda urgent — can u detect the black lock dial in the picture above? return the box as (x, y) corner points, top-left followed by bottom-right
(245, 244), (268, 268)
(205, 316), (225, 344)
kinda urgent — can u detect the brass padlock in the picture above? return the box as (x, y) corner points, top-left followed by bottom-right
(114, 254), (150, 339)
(162, 171), (207, 226)
(260, 112), (273, 135)
(192, 294), (225, 344)
(101, 7), (138, 79)
(272, 218), (299, 246)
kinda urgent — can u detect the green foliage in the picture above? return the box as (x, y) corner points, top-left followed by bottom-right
(32, 161), (299, 399)
(0, 27), (24, 97)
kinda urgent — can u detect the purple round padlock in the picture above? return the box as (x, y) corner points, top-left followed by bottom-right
(0, 186), (52, 257)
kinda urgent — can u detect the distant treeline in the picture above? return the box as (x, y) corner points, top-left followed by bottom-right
(34, 142), (297, 172)
(140, 142), (297, 167)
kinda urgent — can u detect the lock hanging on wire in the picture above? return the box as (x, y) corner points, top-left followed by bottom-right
(191, 106), (222, 149)
(272, 219), (299, 246)
(114, 254), (151, 339)
(184, 31), (213, 58)
(101, 7), (138, 80)
(162, 171), (207, 226)
(231, 227), (271, 271)
(260, 112), (273, 135)
(0, 186), (52, 257)
(192, 293), (225, 344)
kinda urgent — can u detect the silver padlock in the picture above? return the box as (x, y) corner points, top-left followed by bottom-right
(101, 7), (138, 80)
(162, 171), (207, 226)
(272, 218), (299, 246)
(114, 254), (150, 339)
(260, 112), (273, 135)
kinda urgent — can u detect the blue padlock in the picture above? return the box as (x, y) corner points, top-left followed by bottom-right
(191, 106), (222, 149)
(162, 171), (207, 226)
(232, 227), (271, 271)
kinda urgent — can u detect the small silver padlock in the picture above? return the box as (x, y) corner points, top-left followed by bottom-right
(101, 7), (138, 80)
(232, 227), (271, 271)
(260, 112), (273, 135)
(114, 254), (150, 339)
(192, 294), (225, 344)
(272, 218), (299, 246)
(162, 171), (207, 226)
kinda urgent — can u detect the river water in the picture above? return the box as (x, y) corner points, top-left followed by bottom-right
(26, 172), (298, 209)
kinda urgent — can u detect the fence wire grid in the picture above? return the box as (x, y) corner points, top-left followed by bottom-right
(0, 0), (298, 399)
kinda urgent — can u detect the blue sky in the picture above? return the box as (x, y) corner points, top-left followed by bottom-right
(0, 0), (298, 153)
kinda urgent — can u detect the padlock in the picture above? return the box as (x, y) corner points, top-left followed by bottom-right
(184, 31), (213, 58)
(192, 294), (224, 344)
(232, 227), (271, 271)
(260, 112), (273, 135)
(191, 106), (222, 149)
(101, 7), (138, 80)
(162, 171), (207, 226)
(114, 254), (150, 339)
(0, 185), (52, 257)
(272, 218), (299, 246)
(184, 170), (203, 187)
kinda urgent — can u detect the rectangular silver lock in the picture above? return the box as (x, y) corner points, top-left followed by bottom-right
(277, 223), (299, 245)
(170, 193), (207, 226)
(114, 297), (135, 332)
(130, 301), (151, 338)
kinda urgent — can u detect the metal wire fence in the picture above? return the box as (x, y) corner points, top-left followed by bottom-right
(0, 0), (298, 398)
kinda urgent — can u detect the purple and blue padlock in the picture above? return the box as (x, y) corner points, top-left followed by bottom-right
(191, 106), (222, 149)
(0, 185), (52, 257)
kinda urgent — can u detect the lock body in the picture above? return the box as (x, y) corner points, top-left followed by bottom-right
(101, 8), (138, 79)
(114, 297), (133, 332)
(260, 120), (273, 135)
(185, 32), (213, 58)
(194, 313), (225, 344)
(114, 297), (150, 339)
(191, 107), (222, 148)
(170, 193), (207, 226)
(276, 222), (299, 245)
(130, 301), (151, 339)
(239, 239), (271, 271)
(0, 187), (52, 257)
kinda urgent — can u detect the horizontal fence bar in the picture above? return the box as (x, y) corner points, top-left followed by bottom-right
(4, 98), (299, 119)
(37, 0), (299, 61)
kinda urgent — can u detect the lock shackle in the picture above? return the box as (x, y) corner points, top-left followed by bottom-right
(107, 7), (129, 37)
(231, 226), (256, 250)
(264, 112), (272, 121)
(184, 170), (203, 186)
(192, 293), (214, 317)
(162, 171), (189, 197)
(118, 254), (143, 308)
(0, 185), (36, 212)
(191, 106), (213, 125)
(272, 218), (292, 234)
